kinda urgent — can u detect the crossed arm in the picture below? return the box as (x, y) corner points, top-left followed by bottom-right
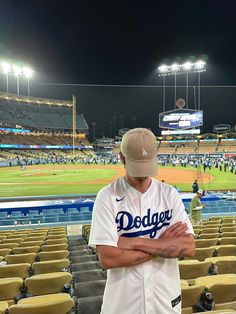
(97, 222), (195, 269)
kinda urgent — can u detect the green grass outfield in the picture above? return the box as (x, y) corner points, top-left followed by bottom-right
(0, 164), (235, 198)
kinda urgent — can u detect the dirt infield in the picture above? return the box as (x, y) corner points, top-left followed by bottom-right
(11, 164), (213, 185)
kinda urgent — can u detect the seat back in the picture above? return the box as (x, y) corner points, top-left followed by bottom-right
(5, 253), (37, 264)
(181, 284), (206, 308)
(0, 263), (31, 279)
(38, 250), (69, 261)
(8, 293), (74, 314)
(0, 277), (23, 301)
(25, 272), (72, 295)
(32, 259), (70, 274)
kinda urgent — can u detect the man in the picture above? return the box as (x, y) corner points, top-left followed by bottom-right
(192, 179), (198, 193)
(89, 128), (195, 314)
(190, 189), (206, 225)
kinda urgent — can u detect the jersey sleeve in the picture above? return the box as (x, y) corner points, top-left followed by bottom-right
(89, 188), (118, 247)
(169, 187), (194, 235)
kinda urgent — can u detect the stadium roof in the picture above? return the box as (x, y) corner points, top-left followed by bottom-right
(0, 91), (72, 107)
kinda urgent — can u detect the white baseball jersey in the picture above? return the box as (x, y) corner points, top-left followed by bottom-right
(89, 177), (194, 314)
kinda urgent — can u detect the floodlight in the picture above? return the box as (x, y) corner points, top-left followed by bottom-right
(13, 65), (22, 76)
(1, 61), (11, 74)
(170, 63), (180, 73)
(194, 60), (206, 71)
(158, 64), (169, 74)
(182, 61), (192, 71)
(23, 67), (34, 79)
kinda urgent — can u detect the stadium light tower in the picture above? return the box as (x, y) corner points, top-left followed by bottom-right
(1, 61), (11, 93)
(158, 57), (207, 111)
(13, 65), (22, 95)
(23, 67), (34, 96)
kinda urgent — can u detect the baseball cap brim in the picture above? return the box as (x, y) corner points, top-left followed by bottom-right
(125, 158), (158, 177)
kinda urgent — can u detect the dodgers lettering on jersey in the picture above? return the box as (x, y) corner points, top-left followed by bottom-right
(115, 208), (173, 238)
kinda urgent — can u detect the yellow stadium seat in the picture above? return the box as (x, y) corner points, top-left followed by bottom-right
(215, 260), (236, 274)
(47, 235), (67, 240)
(25, 236), (46, 242)
(38, 250), (69, 261)
(7, 234), (27, 240)
(0, 301), (9, 313)
(0, 277), (23, 302)
(32, 259), (70, 275)
(201, 227), (220, 233)
(45, 239), (67, 245)
(218, 245), (236, 256)
(187, 247), (216, 261)
(25, 272), (72, 296)
(0, 236), (7, 241)
(205, 256), (236, 263)
(180, 280), (189, 289)
(1, 238), (23, 244)
(0, 243), (19, 250)
(220, 237), (236, 245)
(221, 227), (236, 233)
(13, 246), (40, 254)
(0, 248), (11, 257)
(181, 284), (206, 308)
(195, 274), (236, 287)
(0, 263), (31, 279)
(221, 232), (236, 238)
(195, 238), (219, 248)
(20, 241), (44, 247)
(179, 260), (212, 280)
(5, 253), (37, 264)
(208, 282), (236, 304)
(8, 293), (74, 314)
(41, 244), (68, 252)
(198, 233), (220, 239)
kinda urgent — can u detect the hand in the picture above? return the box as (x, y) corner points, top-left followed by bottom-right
(202, 204), (206, 208)
(159, 222), (188, 239)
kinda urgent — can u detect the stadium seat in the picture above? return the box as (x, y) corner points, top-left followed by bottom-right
(25, 236), (46, 242)
(201, 227), (220, 233)
(38, 250), (69, 261)
(195, 238), (219, 248)
(8, 293), (74, 314)
(0, 263), (31, 279)
(181, 284), (206, 309)
(215, 260), (236, 274)
(25, 272), (72, 295)
(41, 244), (68, 251)
(0, 277), (23, 302)
(0, 243), (19, 250)
(5, 253), (37, 264)
(205, 256), (236, 263)
(217, 245), (236, 256)
(0, 248), (11, 257)
(179, 260), (212, 281)
(20, 241), (44, 247)
(220, 237), (236, 245)
(32, 259), (70, 274)
(13, 246), (40, 254)
(2, 238), (23, 244)
(0, 235), (8, 241)
(208, 282), (236, 304)
(221, 232), (236, 238)
(186, 247), (216, 261)
(0, 301), (8, 314)
(45, 239), (67, 245)
(198, 233), (220, 239)
(75, 280), (106, 298)
(221, 226), (236, 233)
(7, 234), (27, 240)
(195, 274), (236, 287)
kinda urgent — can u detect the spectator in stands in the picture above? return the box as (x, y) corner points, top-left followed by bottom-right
(190, 189), (206, 225)
(192, 179), (199, 193)
(89, 128), (194, 314)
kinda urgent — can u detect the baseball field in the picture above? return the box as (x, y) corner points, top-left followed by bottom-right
(0, 164), (235, 198)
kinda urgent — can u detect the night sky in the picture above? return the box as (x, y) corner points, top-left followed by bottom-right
(0, 1), (236, 138)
